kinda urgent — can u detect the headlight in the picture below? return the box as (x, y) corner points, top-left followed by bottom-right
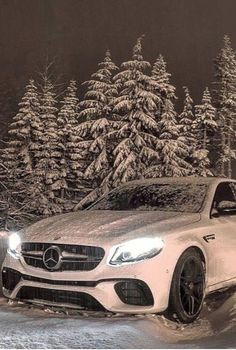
(8, 232), (21, 259)
(109, 237), (164, 265)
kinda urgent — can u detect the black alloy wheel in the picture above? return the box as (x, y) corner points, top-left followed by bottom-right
(166, 248), (205, 323)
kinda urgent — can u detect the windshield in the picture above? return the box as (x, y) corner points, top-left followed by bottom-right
(89, 183), (208, 213)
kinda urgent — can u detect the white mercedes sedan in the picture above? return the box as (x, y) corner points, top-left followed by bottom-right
(2, 177), (236, 323)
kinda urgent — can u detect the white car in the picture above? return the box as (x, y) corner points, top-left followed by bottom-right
(2, 177), (236, 323)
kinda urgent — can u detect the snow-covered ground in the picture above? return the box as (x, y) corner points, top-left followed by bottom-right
(0, 289), (236, 349)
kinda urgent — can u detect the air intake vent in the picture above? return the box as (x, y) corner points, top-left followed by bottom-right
(115, 280), (154, 306)
(17, 286), (106, 311)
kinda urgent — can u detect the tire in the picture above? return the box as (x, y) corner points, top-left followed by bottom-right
(165, 248), (205, 324)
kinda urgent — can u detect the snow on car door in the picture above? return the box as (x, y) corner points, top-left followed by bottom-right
(207, 182), (236, 286)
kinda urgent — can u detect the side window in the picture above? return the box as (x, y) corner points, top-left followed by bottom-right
(212, 182), (236, 210)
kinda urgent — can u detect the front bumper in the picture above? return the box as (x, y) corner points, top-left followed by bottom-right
(2, 249), (173, 314)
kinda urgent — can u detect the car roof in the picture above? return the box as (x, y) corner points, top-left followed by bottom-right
(117, 177), (236, 188)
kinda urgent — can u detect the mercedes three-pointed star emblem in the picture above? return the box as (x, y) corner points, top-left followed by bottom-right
(43, 246), (62, 270)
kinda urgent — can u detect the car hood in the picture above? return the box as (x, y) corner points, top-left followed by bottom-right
(24, 210), (201, 246)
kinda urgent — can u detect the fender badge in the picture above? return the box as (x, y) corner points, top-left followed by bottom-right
(203, 234), (216, 243)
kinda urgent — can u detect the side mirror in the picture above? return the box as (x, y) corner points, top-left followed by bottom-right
(216, 200), (236, 216)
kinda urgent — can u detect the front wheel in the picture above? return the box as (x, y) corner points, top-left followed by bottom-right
(166, 248), (205, 323)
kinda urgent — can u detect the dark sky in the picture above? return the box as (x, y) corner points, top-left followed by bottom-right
(0, 0), (236, 132)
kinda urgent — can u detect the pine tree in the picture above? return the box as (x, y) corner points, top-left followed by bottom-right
(145, 57), (192, 178)
(179, 86), (197, 169)
(145, 98), (192, 177)
(75, 50), (120, 207)
(192, 149), (212, 177)
(0, 80), (42, 227)
(179, 87), (195, 143)
(106, 36), (160, 187)
(33, 77), (66, 215)
(78, 49), (118, 121)
(58, 80), (79, 135)
(58, 80), (85, 199)
(195, 88), (217, 149)
(2, 80), (40, 180)
(150, 54), (176, 120)
(214, 35), (236, 177)
(193, 87), (217, 176)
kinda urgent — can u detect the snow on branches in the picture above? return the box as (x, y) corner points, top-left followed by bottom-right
(75, 51), (120, 207)
(1, 34), (235, 226)
(30, 77), (67, 215)
(193, 88), (217, 176)
(195, 87), (217, 150)
(145, 98), (192, 178)
(79, 49), (118, 121)
(108, 36), (160, 187)
(3, 80), (40, 179)
(179, 87), (195, 147)
(214, 35), (236, 177)
(58, 80), (85, 197)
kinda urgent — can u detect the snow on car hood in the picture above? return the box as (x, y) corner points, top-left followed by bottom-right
(24, 210), (201, 246)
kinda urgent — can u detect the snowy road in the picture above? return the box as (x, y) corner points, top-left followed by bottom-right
(0, 289), (236, 349)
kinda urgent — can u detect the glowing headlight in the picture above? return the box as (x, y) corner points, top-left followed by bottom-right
(109, 237), (164, 265)
(8, 232), (21, 259)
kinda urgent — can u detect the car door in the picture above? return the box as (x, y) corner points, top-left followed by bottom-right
(207, 182), (236, 286)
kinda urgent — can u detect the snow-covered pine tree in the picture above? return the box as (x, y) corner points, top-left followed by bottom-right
(106, 36), (160, 187)
(58, 80), (86, 201)
(179, 87), (195, 143)
(214, 35), (236, 178)
(2, 79), (40, 180)
(150, 54), (176, 120)
(145, 56), (192, 178)
(33, 77), (66, 215)
(178, 86), (197, 170)
(78, 49), (119, 122)
(193, 87), (217, 176)
(75, 50), (120, 207)
(58, 80), (79, 134)
(145, 97), (192, 178)
(0, 80), (42, 226)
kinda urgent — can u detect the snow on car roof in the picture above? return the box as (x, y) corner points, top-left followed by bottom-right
(118, 177), (234, 188)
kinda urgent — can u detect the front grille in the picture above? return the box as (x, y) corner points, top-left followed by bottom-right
(115, 280), (154, 306)
(21, 242), (105, 271)
(16, 286), (105, 311)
